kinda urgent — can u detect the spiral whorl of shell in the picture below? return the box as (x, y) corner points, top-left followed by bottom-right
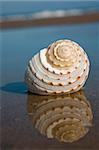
(27, 91), (93, 143)
(25, 39), (90, 95)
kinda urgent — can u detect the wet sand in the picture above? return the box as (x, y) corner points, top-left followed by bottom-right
(0, 12), (99, 29)
(1, 22), (99, 149)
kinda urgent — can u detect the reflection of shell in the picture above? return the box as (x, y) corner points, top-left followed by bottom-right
(25, 40), (90, 95)
(27, 90), (93, 143)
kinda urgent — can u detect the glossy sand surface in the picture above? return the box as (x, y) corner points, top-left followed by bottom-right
(1, 23), (99, 149)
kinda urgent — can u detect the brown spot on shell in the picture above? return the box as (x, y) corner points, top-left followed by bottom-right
(70, 106), (73, 109)
(78, 85), (81, 88)
(67, 71), (70, 74)
(41, 79), (44, 82)
(61, 91), (64, 94)
(84, 69), (86, 72)
(77, 76), (80, 80)
(60, 106), (64, 109)
(60, 72), (63, 75)
(48, 82), (53, 85)
(52, 107), (55, 111)
(46, 68), (49, 71)
(75, 67), (77, 69)
(53, 70), (55, 74)
(58, 83), (63, 86)
(52, 91), (57, 94)
(85, 60), (87, 63)
(86, 113), (89, 116)
(68, 82), (72, 84)
(44, 90), (48, 93)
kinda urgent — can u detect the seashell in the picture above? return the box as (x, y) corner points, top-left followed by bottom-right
(27, 90), (93, 143)
(25, 39), (90, 95)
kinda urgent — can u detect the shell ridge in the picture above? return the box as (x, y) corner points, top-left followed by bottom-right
(25, 39), (90, 95)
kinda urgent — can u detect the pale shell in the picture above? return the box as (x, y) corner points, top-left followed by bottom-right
(27, 90), (93, 143)
(25, 39), (90, 95)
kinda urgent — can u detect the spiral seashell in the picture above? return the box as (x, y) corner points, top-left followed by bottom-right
(27, 90), (93, 143)
(25, 39), (90, 95)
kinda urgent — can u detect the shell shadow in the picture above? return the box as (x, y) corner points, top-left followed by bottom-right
(0, 82), (27, 94)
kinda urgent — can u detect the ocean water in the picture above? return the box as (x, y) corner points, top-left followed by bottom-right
(0, 1), (99, 16)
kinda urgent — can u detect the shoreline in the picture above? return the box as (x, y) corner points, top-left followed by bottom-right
(0, 11), (99, 29)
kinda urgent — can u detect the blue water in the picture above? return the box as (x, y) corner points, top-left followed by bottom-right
(0, 1), (99, 16)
